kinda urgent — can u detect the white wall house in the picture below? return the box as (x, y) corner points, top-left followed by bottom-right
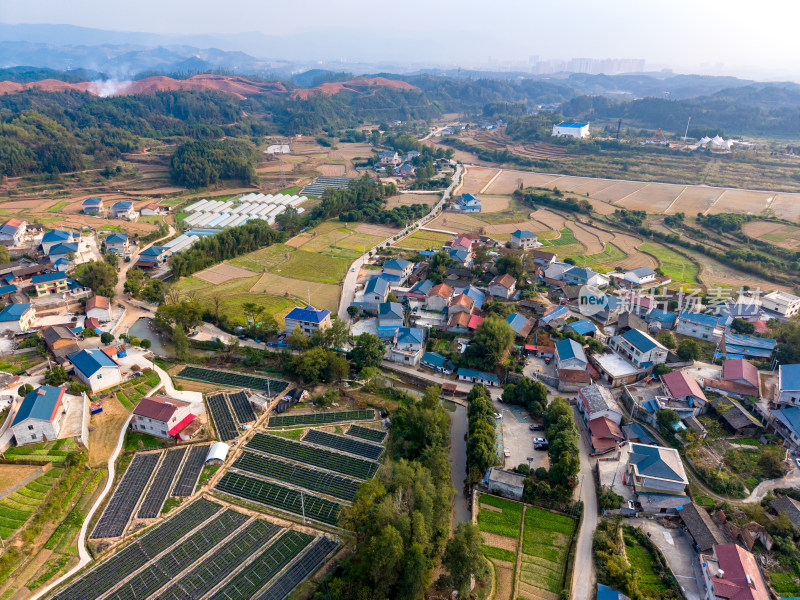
(283, 306), (332, 337)
(131, 396), (192, 438)
(86, 295), (113, 323)
(69, 349), (122, 392)
(11, 385), (68, 445)
(552, 122), (590, 139)
(762, 290), (800, 318)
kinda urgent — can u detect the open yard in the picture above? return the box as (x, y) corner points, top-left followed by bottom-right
(621, 525), (677, 597)
(88, 394), (130, 467)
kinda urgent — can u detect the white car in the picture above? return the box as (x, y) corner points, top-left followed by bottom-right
(795, 457), (800, 468)
(503, 447), (511, 457)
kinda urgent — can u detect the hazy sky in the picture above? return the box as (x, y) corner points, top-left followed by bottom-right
(3, 0), (800, 76)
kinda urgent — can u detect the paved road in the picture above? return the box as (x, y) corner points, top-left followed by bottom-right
(571, 406), (598, 600)
(337, 164), (463, 320)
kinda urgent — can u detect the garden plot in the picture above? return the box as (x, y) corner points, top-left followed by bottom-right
(346, 424), (387, 443)
(484, 171), (563, 195)
(742, 220), (800, 249)
(385, 193), (437, 209)
(194, 262), (257, 285)
(137, 446), (187, 519)
(396, 230), (453, 250)
(768, 193), (800, 222)
(638, 243), (699, 285)
(249, 272), (340, 314)
(268, 409), (375, 428)
(0, 468), (60, 539)
(518, 506), (577, 599)
(355, 222), (400, 237)
(302, 429), (384, 460)
(426, 212), (487, 233)
(476, 495), (522, 600)
(178, 367), (288, 396)
(207, 393), (240, 442)
(172, 444), (209, 497)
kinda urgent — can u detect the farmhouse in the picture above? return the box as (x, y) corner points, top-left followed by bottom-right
(552, 122), (590, 139)
(105, 233), (129, 256)
(588, 416), (624, 454)
(678, 502), (726, 553)
(761, 290), (800, 319)
(11, 385), (68, 445)
(720, 332), (776, 360)
(31, 272), (68, 297)
(563, 266), (608, 288)
(449, 293), (475, 316)
(382, 258), (413, 282)
(661, 371), (708, 410)
(510, 229), (539, 250)
(505, 313), (533, 338)
(770, 495), (800, 531)
(86, 295), (113, 322)
(426, 283), (453, 312)
(458, 368), (500, 387)
(140, 203), (162, 216)
(532, 249), (557, 267)
(453, 193), (481, 213)
(0, 219), (27, 246)
(377, 151), (401, 166)
(41, 230), (79, 255)
(770, 405), (800, 447)
(699, 544), (769, 600)
(626, 442), (688, 496)
(676, 310), (726, 342)
(776, 363), (800, 405)
(68, 348), (122, 392)
(363, 277), (391, 306)
(0, 303), (36, 333)
(283, 306), (332, 337)
(390, 327), (425, 366)
(558, 368), (592, 392)
(131, 395), (194, 439)
(611, 328), (668, 368)
(624, 267), (657, 286)
(488, 273), (516, 299)
(135, 245), (169, 269)
(555, 338), (587, 370)
(705, 358), (760, 398)
(540, 305), (570, 327)
(565, 319), (597, 337)
(42, 325), (80, 362)
(711, 397), (763, 437)
(111, 201), (137, 220)
(577, 384), (624, 425)
(82, 197), (103, 215)
(485, 468), (525, 500)
(421, 352), (454, 375)
(377, 302), (404, 333)
(446, 311), (471, 334)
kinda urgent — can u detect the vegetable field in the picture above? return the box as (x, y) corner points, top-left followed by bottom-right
(268, 409), (374, 428)
(178, 366), (288, 395)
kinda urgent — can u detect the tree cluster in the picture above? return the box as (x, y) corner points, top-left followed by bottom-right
(502, 377), (548, 417)
(169, 138), (259, 188)
(464, 315), (514, 370)
(466, 385), (497, 484)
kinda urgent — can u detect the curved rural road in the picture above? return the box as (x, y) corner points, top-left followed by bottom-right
(337, 164), (463, 320)
(30, 413), (133, 600)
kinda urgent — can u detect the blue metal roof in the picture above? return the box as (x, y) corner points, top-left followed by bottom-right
(540, 305), (569, 323)
(411, 280), (433, 295)
(395, 327), (424, 345)
(0, 303), (31, 321)
(422, 352), (450, 368)
(506, 313), (529, 334)
(284, 306), (331, 324)
(629, 444), (683, 481)
(0, 284), (17, 295)
(597, 583), (628, 600)
(448, 248), (469, 262)
(464, 285), (485, 309)
(566, 319), (597, 335)
(647, 308), (677, 324)
(621, 328), (658, 353)
(42, 230), (74, 244)
(724, 332), (776, 351)
(630, 267), (655, 277)
(772, 405), (800, 437)
(556, 338), (585, 362)
(678, 310), (720, 328)
(512, 229), (536, 239)
(12, 385), (64, 426)
(47, 242), (78, 255)
(384, 258), (411, 271)
(364, 277), (390, 296)
(112, 201), (133, 209)
(557, 122), (588, 128)
(82, 197), (102, 205)
(68, 349), (118, 377)
(140, 246), (167, 256)
(457, 368), (500, 384)
(105, 233), (128, 244)
(378, 302), (403, 320)
(780, 364), (800, 392)
(32, 272), (66, 285)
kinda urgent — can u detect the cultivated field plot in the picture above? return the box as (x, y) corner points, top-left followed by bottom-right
(396, 229), (453, 250)
(90, 451), (161, 539)
(56, 498), (223, 600)
(178, 366), (289, 395)
(215, 472), (342, 525)
(228, 390), (256, 424)
(664, 186), (723, 215)
(518, 506), (577, 599)
(742, 220), (800, 249)
(638, 242), (700, 285)
(426, 211), (487, 233)
(194, 262), (257, 285)
(255, 537), (339, 600)
(477, 495), (522, 600)
(615, 182), (684, 213)
(233, 452), (361, 502)
(155, 519), (283, 600)
(249, 272), (340, 314)
(230, 243), (296, 271)
(247, 433), (379, 480)
(318, 164), (346, 177)
(483, 171), (563, 195)
(208, 530), (314, 600)
(346, 424), (387, 443)
(207, 393), (239, 442)
(137, 446), (187, 519)
(768, 193), (800, 222)
(303, 429), (384, 461)
(0, 467), (59, 539)
(460, 167), (501, 194)
(354, 222), (400, 237)
(173, 444), (209, 497)
(268, 409), (375, 428)
(706, 189), (772, 215)
(272, 249), (351, 284)
(385, 193), (437, 209)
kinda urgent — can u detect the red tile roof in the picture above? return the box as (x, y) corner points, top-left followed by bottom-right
(428, 283), (453, 298)
(491, 273), (516, 289)
(168, 413), (197, 436)
(467, 314), (484, 330)
(449, 293), (474, 309)
(133, 396), (188, 423)
(85, 317), (101, 330)
(5, 218), (23, 227)
(723, 359), (759, 389)
(447, 312), (471, 329)
(661, 371), (707, 402)
(86, 295), (110, 311)
(707, 544), (769, 600)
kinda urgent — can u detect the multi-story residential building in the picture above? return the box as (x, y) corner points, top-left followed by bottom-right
(283, 306), (332, 337)
(611, 328), (668, 368)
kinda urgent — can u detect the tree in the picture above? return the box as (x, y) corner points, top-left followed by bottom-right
(81, 327), (97, 337)
(140, 339), (152, 350)
(496, 253), (524, 280)
(43, 366), (68, 386)
(77, 261), (118, 297)
(656, 329), (676, 349)
(731, 318), (755, 334)
(359, 366), (382, 390)
(326, 351), (349, 382)
(653, 363), (672, 376)
(287, 326), (310, 349)
(155, 300), (202, 334)
(0, 246), (9, 264)
(677, 338), (700, 360)
(502, 377), (548, 416)
(172, 326), (189, 360)
(428, 250), (452, 284)
(129, 336), (141, 346)
(657, 408), (680, 431)
(17, 383), (33, 397)
(242, 302), (265, 335)
(346, 305), (359, 319)
(442, 522), (489, 596)
(465, 315), (514, 369)
(68, 381), (91, 395)
(100, 332), (114, 344)
(351, 333), (385, 370)
(387, 292), (398, 303)
(323, 318), (351, 349)
(759, 446), (788, 478)
(293, 347), (328, 384)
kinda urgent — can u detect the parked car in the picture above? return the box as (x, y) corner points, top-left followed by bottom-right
(795, 457), (800, 468)
(544, 356), (552, 365)
(503, 447), (511, 457)
(529, 424), (544, 431)
(534, 442), (549, 451)
(495, 412), (502, 421)
(533, 437), (547, 444)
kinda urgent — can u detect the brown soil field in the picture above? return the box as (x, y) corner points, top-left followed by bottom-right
(490, 558), (516, 600)
(317, 164), (346, 177)
(742, 220), (786, 238)
(385, 194), (437, 209)
(706, 189), (772, 215)
(518, 580), (559, 600)
(427, 212), (487, 233)
(482, 532), (518, 551)
(612, 233), (657, 269)
(285, 232), (314, 248)
(480, 195), (512, 212)
(531, 210), (567, 230)
(0, 465), (42, 493)
(484, 171), (562, 194)
(664, 186), (722, 215)
(569, 222), (605, 254)
(88, 394), (129, 467)
(616, 182), (684, 212)
(195, 262), (258, 285)
(354, 222), (400, 237)
(591, 180), (647, 204)
(250, 272), (340, 313)
(460, 167), (500, 195)
(683, 247), (792, 292)
(568, 179), (620, 197)
(768, 194), (800, 222)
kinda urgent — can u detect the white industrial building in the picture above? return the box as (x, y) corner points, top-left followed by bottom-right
(552, 122), (590, 139)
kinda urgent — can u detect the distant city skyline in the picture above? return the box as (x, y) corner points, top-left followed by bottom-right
(4, 0), (800, 80)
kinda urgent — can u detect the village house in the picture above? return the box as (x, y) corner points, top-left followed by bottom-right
(457, 368), (500, 387)
(0, 303), (36, 333)
(283, 306), (332, 338)
(32, 272), (68, 297)
(363, 276), (391, 306)
(661, 371), (708, 412)
(86, 295), (113, 323)
(676, 310), (727, 342)
(488, 273), (516, 299)
(565, 319), (597, 337)
(453, 193), (481, 213)
(711, 396), (764, 437)
(556, 338), (588, 370)
(382, 258), (413, 283)
(624, 267), (657, 286)
(577, 384), (624, 425)
(377, 151), (402, 166)
(82, 197), (103, 215)
(611, 328), (668, 368)
(104, 233), (129, 256)
(588, 416), (625, 455)
(41, 230), (79, 255)
(446, 312), (471, 334)
(699, 544), (769, 600)
(0, 219), (27, 246)
(485, 467), (525, 500)
(421, 352), (454, 375)
(426, 283), (453, 312)
(761, 290), (800, 319)
(720, 332), (776, 361)
(68, 348), (122, 392)
(140, 202), (162, 216)
(390, 327), (425, 366)
(705, 358), (761, 398)
(510, 229), (539, 250)
(46, 243), (79, 268)
(776, 363), (800, 405)
(558, 368), (593, 392)
(377, 302), (404, 338)
(131, 395), (195, 439)
(532, 249), (557, 268)
(563, 266), (609, 288)
(111, 201), (137, 220)
(506, 313), (533, 338)
(627, 442), (689, 497)
(449, 293), (475, 316)
(42, 325), (80, 362)
(135, 246), (169, 269)
(679, 502), (726, 554)
(11, 385), (68, 445)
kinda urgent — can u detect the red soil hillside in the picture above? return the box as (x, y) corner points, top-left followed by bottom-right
(290, 77), (419, 99)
